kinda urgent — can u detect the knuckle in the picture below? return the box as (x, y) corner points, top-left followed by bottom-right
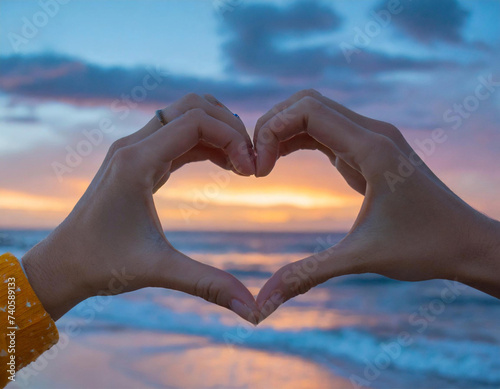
(182, 92), (203, 106)
(255, 116), (266, 130)
(380, 122), (403, 141)
(295, 88), (321, 99)
(270, 101), (286, 115)
(352, 133), (400, 176)
(193, 276), (212, 302)
(299, 95), (323, 111)
(110, 145), (138, 170)
(372, 133), (398, 156)
(194, 276), (223, 305)
(184, 107), (206, 121)
(279, 263), (317, 297)
(108, 137), (130, 156)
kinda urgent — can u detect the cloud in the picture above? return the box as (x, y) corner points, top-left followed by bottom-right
(219, 0), (467, 79)
(328, 50), (461, 75)
(0, 53), (296, 110)
(0, 52), (406, 113)
(221, 0), (342, 78)
(223, 0), (342, 34)
(385, 0), (470, 44)
(0, 50), (487, 138)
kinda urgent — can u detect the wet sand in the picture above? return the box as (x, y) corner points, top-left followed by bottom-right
(9, 329), (352, 389)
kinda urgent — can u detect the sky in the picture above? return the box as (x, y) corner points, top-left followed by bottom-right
(0, 0), (499, 231)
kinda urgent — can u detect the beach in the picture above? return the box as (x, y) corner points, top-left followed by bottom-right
(2, 229), (500, 389)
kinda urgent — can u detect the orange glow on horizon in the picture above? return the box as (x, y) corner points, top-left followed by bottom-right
(158, 185), (358, 210)
(0, 180), (363, 230)
(0, 189), (73, 212)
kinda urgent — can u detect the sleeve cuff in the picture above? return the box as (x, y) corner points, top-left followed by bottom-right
(0, 252), (59, 373)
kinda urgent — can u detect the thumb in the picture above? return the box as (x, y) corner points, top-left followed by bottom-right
(256, 243), (358, 323)
(154, 249), (259, 325)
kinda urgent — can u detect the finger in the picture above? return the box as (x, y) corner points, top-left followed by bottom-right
(254, 89), (398, 147)
(278, 133), (335, 160)
(203, 93), (253, 154)
(155, 250), (259, 325)
(255, 91), (442, 193)
(170, 143), (234, 173)
(255, 96), (384, 177)
(153, 144), (240, 194)
(254, 89), (324, 145)
(165, 95), (253, 179)
(152, 172), (171, 194)
(166, 93), (251, 147)
(253, 89), (394, 182)
(278, 135), (366, 194)
(256, 243), (357, 323)
(334, 157), (367, 195)
(135, 108), (255, 179)
(99, 93), (252, 180)
(135, 93), (250, 148)
(203, 93), (241, 121)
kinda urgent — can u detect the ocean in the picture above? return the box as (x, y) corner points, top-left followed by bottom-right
(2, 229), (500, 389)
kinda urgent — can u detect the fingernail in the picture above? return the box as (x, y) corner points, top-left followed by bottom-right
(212, 97), (225, 108)
(230, 299), (258, 325)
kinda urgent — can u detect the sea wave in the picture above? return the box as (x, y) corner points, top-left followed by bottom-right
(65, 296), (500, 386)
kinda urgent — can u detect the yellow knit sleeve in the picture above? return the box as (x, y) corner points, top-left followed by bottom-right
(0, 253), (59, 387)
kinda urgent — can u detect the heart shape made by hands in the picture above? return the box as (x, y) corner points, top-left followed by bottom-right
(57, 90), (464, 327)
(144, 91), (368, 325)
(161, 90), (464, 325)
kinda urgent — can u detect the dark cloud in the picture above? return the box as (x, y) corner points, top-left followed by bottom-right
(220, 0), (465, 79)
(385, 0), (470, 44)
(221, 0), (341, 78)
(0, 49), (483, 133)
(222, 0), (341, 35)
(328, 50), (461, 75)
(0, 53), (401, 112)
(0, 53), (296, 110)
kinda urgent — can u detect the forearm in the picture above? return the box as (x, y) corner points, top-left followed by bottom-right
(453, 214), (500, 299)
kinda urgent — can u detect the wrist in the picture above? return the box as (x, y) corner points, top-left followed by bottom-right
(22, 229), (89, 321)
(453, 213), (500, 298)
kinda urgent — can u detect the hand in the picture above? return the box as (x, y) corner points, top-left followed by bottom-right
(23, 93), (259, 324)
(254, 89), (500, 321)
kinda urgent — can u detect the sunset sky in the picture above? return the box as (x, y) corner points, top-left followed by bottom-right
(0, 0), (499, 231)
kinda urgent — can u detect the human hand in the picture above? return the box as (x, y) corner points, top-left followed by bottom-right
(23, 93), (259, 323)
(254, 89), (500, 321)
